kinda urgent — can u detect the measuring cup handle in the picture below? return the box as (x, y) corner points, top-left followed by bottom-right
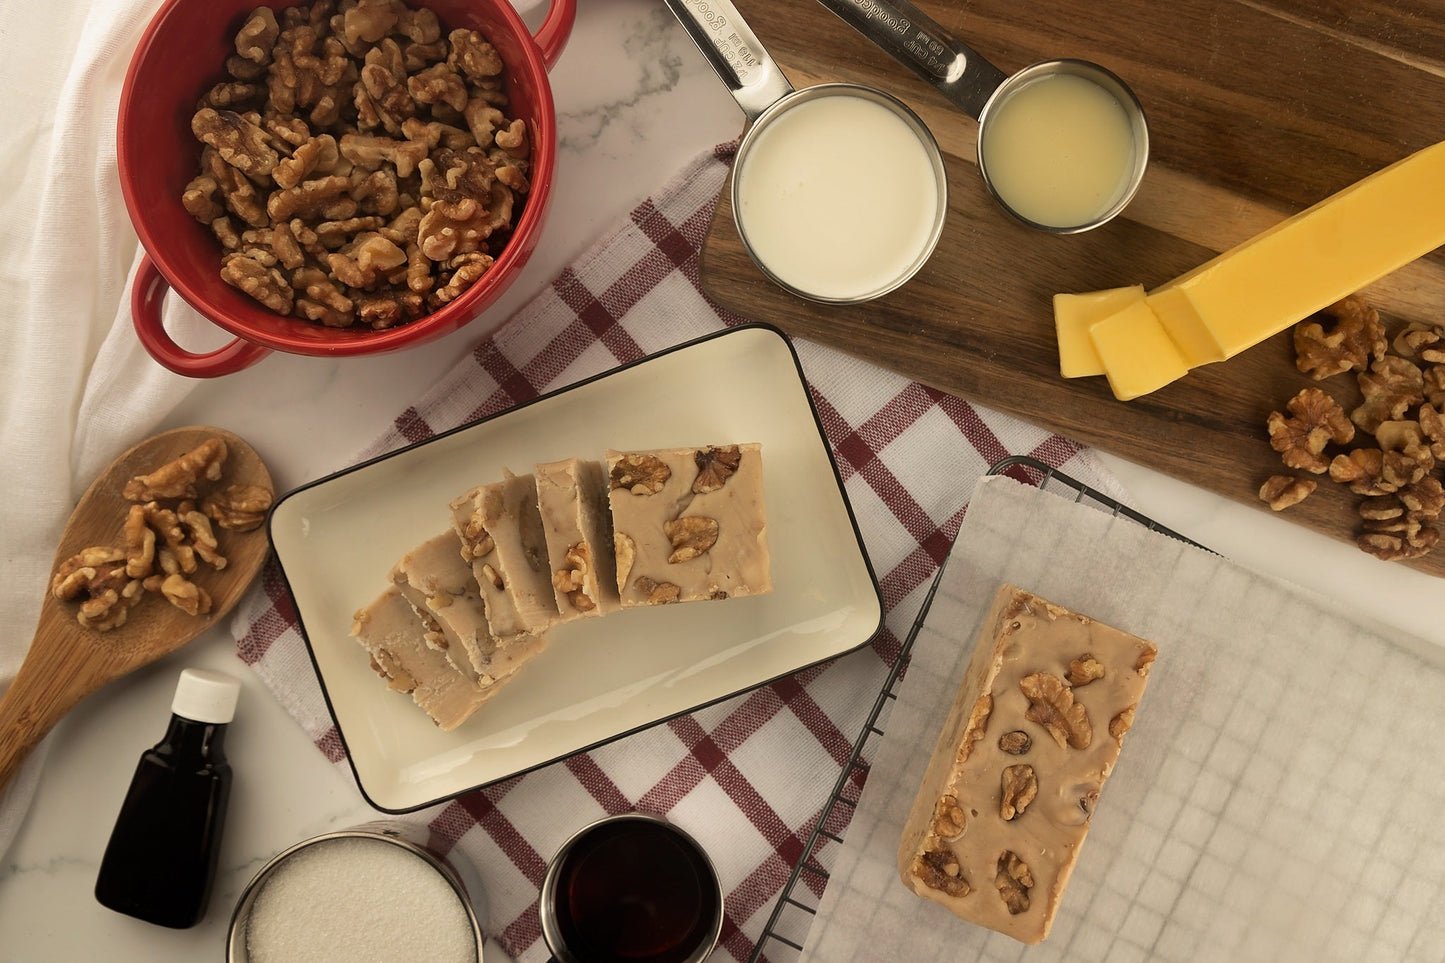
(814, 0), (1007, 118)
(661, 0), (794, 121)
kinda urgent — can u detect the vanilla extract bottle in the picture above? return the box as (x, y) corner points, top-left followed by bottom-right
(94, 668), (240, 928)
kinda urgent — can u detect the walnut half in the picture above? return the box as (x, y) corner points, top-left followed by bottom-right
(1020, 672), (1092, 750)
(1000, 765), (1038, 821)
(998, 730), (1032, 755)
(1065, 653), (1104, 686)
(122, 438), (228, 501)
(913, 840), (970, 898)
(663, 515), (719, 563)
(1293, 295), (1385, 379)
(633, 576), (680, 604)
(610, 454), (670, 495)
(692, 445), (742, 493)
(552, 542), (595, 613)
(931, 794), (966, 840)
(201, 483), (273, 532)
(1259, 474), (1316, 511)
(995, 851), (1034, 915)
(1267, 388), (1354, 474)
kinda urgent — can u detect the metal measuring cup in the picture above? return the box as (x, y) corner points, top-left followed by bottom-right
(817, 0), (1149, 233)
(663, 0), (950, 303)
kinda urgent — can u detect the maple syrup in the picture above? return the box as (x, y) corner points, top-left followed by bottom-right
(543, 815), (722, 963)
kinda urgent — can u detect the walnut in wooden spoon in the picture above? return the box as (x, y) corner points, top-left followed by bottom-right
(0, 426), (273, 794)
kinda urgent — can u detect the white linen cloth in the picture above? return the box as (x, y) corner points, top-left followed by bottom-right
(0, 0), (214, 861)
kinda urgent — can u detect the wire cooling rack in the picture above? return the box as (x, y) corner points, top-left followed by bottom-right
(746, 456), (1206, 963)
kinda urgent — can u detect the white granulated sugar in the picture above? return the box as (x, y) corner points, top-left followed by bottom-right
(244, 836), (476, 963)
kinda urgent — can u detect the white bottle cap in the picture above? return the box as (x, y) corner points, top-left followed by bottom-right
(171, 668), (241, 724)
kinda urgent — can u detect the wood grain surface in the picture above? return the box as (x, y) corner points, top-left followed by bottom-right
(697, 0), (1445, 575)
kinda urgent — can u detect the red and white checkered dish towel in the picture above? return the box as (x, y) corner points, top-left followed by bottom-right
(231, 143), (1124, 962)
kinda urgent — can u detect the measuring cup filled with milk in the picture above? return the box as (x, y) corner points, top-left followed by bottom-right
(818, 0), (1149, 234)
(662, 0), (948, 303)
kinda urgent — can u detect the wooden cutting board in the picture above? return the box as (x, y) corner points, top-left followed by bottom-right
(698, 0), (1445, 576)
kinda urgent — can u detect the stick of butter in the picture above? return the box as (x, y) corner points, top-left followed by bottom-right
(1058, 138), (1445, 398)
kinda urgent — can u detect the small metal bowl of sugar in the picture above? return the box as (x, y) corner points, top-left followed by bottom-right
(227, 821), (486, 963)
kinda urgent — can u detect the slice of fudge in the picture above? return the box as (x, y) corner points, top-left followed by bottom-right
(535, 458), (619, 620)
(607, 444), (771, 606)
(449, 471), (559, 643)
(897, 585), (1157, 944)
(390, 531), (547, 687)
(350, 586), (499, 730)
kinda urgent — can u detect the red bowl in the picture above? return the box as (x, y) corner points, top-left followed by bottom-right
(119, 0), (576, 377)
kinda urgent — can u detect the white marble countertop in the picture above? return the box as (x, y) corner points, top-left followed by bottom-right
(1, 0), (1440, 959)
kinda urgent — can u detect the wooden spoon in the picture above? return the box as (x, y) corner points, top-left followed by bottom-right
(0, 426), (273, 794)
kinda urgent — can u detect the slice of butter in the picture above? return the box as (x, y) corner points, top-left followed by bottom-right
(1052, 285), (1145, 378)
(1088, 298), (1189, 400)
(1150, 139), (1445, 362)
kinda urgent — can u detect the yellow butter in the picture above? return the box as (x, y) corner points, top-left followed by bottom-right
(1144, 287), (1225, 367)
(1149, 138), (1445, 361)
(1052, 285), (1145, 377)
(1088, 299), (1188, 401)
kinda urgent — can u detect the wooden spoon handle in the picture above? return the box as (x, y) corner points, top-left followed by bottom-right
(0, 615), (106, 795)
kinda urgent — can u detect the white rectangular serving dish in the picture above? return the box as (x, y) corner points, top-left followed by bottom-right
(269, 324), (883, 811)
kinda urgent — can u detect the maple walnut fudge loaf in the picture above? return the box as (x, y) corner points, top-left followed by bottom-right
(898, 585), (1157, 944)
(606, 444), (772, 605)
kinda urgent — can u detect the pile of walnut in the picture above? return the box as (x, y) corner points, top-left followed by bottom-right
(184, 0), (529, 330)
(49, 438), (274, 631)
(1261, 294), (1445, 561)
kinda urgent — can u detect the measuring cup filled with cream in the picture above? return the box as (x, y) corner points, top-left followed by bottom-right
(817, 0), (1149, 233)
(662, 0), (948, 303)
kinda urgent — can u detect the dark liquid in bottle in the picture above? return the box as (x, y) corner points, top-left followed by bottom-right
(94, 717), (230, 929)
(554, 820), (720, 963)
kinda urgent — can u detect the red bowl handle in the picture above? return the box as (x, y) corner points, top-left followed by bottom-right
(532, 0), (577, 71)
(131, 255), (272, 378)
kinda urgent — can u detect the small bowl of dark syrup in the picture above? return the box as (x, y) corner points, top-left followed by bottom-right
(539, 813), (723, 963)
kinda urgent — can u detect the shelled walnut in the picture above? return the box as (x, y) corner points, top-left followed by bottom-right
(692, 445), (742, 493)
(663, 515), (719, 563)
(1292, 294), (1385, 379)
(998, 730), (1032, 755)
(609, 454), (670, 494)
(930, 795), (966, 840)
(995, 851), (1035, 915)
(1266, 388), (1354, 473)
(915, 841), (971, 898)
(1020, 672), (1092, 750)
(552, 542), (595, 612)
(1259, 474), (1316, 511)
(185, 1), (530, 330)
(999, 765), (1038, 821)
(49, 436), (273, 631)
(1065, 654), (1104, 686)
(1267, 296), (1445, 562)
